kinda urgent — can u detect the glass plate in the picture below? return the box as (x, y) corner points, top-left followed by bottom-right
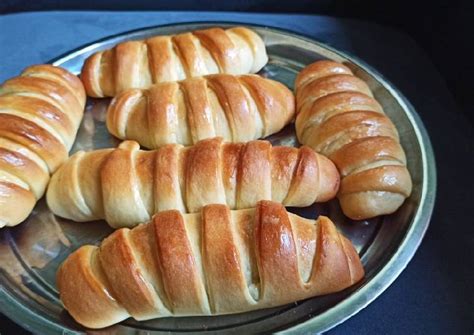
(0, 22), (436, 334)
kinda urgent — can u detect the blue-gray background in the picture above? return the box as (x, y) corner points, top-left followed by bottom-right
(0, 7), (473, 335)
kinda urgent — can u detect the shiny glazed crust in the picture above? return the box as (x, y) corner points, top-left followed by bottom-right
(46, 137), (340, 228)
(57, 200), (364, 329)
(81, 27), (268, 97)
(0, 65), (85, 227)
(295, 60), (412, 220)
(106, 74), (295, 148)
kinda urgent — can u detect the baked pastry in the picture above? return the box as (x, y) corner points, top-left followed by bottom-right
(295, 60), (412, 220)
(57, 200), (364, 329)
(107, 74), (295, 148)
(0, 65), (85, 227)
(46, 137), (339, 228)
(81, 27), (268, 97)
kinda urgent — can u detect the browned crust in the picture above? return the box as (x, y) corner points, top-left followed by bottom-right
(0, 95), (74, 144)
(79, 52), (103, 98)
(206, 74), (254, 141)
(0, 147), (49, 198)
(227, 27), (267, 71)
(147, 83), (180, 147)
(98, 229), (157, 318)
(22, 64), (86, 106)
(269, 145), (299, 203)
(295, 60), (353, 89)
(221, 141), (244, 207)
(193, 28), (237, 72)
(340, 165), (412, 196)
(172, 32), (205, 78)
(146, 36), (176, 83)
(239, 74), (295, 136)
(308, 216), (353, 294)
(201, 204), (250, 312)
(329, 136), (406, 177)
(153, 210), (209, 314)
(152, 144), (184, 213)
(180, 77), (215, 143)
(307, 110), (399, 156)
(1, 75), (83, 117)
(255, 201), (302, 304)
(296, 74), (372, 107)
(0, 113), (67, 172)
(296, 91), (383, 141)
(236, 140), (272, 208)
(185, 137), (225, 212)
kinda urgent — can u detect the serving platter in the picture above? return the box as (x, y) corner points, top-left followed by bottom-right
(0, 22), (436, 334)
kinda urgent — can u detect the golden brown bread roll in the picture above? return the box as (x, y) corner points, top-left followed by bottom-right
(295, 60), (412, 220)
(57, 200), (364, 329)
(106, 74), (295, 148)
(46, 137), (339, 228)
(0, 65), (85, 227)
(81, 27), (268, 97)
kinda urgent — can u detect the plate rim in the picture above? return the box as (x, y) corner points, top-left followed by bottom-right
(0, 20), (437, 335)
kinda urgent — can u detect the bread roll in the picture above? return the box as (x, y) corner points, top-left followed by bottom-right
(47, 137), (339, 228)
(0, 65), (85, 227)
(57, 200), (364, 329)
(295, 60), (412, 220)
(107, 74), (295, 148)
(81, 27), (268, 97)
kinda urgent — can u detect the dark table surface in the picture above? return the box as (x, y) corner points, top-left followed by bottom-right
(0, 11), (472, 335)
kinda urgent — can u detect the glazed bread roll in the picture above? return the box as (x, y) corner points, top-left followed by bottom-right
(107, 74), (295, 148)
(81, 27), (268, 97)
(295, 60), (412, 220)
(47, 137), (339, 228)
(0, 65), (85, 227)
(57, 200), (364, 329)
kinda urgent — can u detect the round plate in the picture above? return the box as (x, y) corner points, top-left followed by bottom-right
(0, 22), (436, 334)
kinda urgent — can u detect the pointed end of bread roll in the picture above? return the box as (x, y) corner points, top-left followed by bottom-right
(81, 52), (105, 98)
(46, 151), (94, 222)
(338, 165), (412, 220)
(313, 216), (365, 291)
(275, 79), (296, 125)
(339, 191), (408, 221)
(117, 140), (141, 151)
(314, 152), (341, 203)
(57, 245), (129, 329)
(227, 27), (268, 73)
(245, 29), (268, 73)
(106, 89), (144, 140)
(339, 232), (365, 284)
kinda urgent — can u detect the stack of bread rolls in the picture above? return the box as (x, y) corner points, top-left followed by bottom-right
(1, 25), (414, 330)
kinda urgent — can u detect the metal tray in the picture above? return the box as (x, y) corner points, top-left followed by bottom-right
(0, 22), (436, 334)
